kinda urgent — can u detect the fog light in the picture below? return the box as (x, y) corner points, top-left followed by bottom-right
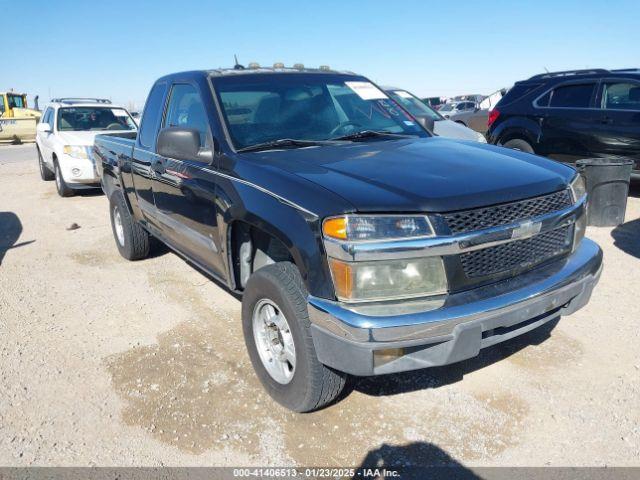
(374, 348), (404, 368)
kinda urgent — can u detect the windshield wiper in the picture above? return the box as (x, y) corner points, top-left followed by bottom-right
(330, 130), (417, 141)
(237, 138), (340, 153)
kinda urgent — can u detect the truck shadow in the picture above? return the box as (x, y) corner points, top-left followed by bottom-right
(355, 442), (480, 479)
(0, 211), (34, 266)
(611, 218), (640, 259)
(353, 318), (559, 397)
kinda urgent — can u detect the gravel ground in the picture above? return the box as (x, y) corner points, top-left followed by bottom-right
(0, 143), (639, 467)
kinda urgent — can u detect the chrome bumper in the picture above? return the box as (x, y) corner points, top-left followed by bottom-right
(308, 238), (602, 375)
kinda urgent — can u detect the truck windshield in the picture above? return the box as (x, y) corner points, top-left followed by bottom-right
(212, 73), (428, 150)
(386, 90), (442, 121)
(57, 107), (137, 132)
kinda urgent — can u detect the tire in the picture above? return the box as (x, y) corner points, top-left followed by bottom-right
(242, 262), (347, 412)
(502, 138), (534, 153)
(38, 149), (54, 181)
(54, 160), (74, 197)
(109, 191), (150, 260)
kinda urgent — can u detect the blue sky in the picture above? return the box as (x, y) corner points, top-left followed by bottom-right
(4, 0), (639, 110)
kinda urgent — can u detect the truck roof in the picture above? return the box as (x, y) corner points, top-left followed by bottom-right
(207, 66), (357, 77)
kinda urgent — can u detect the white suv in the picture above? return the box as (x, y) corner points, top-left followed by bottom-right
(36, 98), (137, 196)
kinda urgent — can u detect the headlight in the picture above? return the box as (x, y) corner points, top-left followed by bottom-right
(323, 215), (434, 241)
(323, 215), (447, 302)
(63, 145), (88, 159)
(569, 173), (586, 202)
(328, 257), (447, 302)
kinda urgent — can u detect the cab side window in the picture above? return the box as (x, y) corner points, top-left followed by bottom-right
(164, 84), (210, 147)
(139, 82), (167, 149)
(548, 83), (595, 108)
(602, 82), (640, 111)
(41, 108), (53, 126)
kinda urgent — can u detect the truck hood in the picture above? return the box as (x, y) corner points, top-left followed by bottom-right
(57, 130), (132, 146)
(245, 137), (575, 213)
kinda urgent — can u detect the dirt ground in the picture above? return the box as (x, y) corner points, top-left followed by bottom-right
(0, 143), (639, 467)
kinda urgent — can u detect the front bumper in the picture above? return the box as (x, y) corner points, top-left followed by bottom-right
(58, 153), (100, 185)
(308, 238), (602, 376)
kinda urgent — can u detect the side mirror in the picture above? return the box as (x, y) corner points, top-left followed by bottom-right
(157, 127), (213, 164)
(37, 122), (52, 133)
(418, 116), (435, 133)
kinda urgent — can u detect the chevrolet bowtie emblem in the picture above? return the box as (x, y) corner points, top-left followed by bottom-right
(511, 220), (542, 240)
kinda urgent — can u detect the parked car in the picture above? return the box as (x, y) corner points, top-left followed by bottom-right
(383, 87), (486, 142)
(36, 98), (137, 196)
(423, 96), (445, 110)
(487, 68), (640, 178)
(441, 100), (491, 134)
(95, 66), (601, 413)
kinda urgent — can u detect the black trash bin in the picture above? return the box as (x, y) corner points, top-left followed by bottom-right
(576, 157), (633, 227)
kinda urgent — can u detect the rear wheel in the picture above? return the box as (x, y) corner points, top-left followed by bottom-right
(54, 160), (74, 197)
(242, 262), (347, 412)
(38, 149), (54, 181)
(502, 138), (534, 153)
(109, 191), (150, 260)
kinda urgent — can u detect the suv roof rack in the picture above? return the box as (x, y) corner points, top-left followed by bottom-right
(611, 68), (640, 73)
(50, 97), (112, 104)
(528, 69), (609, 80)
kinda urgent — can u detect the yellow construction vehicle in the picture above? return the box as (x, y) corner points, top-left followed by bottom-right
(0, 91), (42, 143)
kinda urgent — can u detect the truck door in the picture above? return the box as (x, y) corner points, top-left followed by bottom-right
(537, 81), (600, 162)
(131, 82), (167, 222)
(151, 82), (226, 277)
(593, 79), (640, 166)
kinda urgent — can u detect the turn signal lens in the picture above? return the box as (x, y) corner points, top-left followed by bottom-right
(328, 258), (353, 299)
(323, 217), (348, 240)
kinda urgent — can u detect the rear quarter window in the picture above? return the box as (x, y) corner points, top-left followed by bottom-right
(548, 83), (595, 108)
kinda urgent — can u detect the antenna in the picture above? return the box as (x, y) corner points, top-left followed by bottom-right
(234, 54), (245, 70)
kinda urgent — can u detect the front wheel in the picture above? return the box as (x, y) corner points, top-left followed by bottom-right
(38, 149), (54, 181)
(242, 262), (347, 412)
(54, 161), (74, 197)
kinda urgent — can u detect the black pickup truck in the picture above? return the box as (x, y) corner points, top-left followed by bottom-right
(94, 66), (602, 412)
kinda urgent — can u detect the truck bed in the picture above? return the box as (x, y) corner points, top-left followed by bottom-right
(94, 132), (137, 193)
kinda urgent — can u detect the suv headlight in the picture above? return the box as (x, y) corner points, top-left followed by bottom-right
(569, 173), (586, 203)
(63, 145), (89, 159)
(323, 215), (447, 302)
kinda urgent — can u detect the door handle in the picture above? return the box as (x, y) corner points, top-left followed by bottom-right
(151, 159), (165, 174)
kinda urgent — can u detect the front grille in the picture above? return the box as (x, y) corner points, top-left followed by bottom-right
(460, 226), (572, 278)
(443, 189), (572, 234)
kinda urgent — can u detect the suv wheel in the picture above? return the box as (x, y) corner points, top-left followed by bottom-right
(38, 149), (54, 181)
(502, 138), (534, 153)
(109, 191), (150, 260)
(54, 160), (74, 197)
(242, 262), (347, 412)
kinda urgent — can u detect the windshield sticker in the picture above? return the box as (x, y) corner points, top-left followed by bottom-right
(403, 120), (416, 126)
(395, 90), (413, 99)
(345, 81), (388, 100)
(111, 109), (128, 116)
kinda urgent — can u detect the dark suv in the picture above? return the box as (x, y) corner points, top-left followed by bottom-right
(487, 68), (640, 178)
